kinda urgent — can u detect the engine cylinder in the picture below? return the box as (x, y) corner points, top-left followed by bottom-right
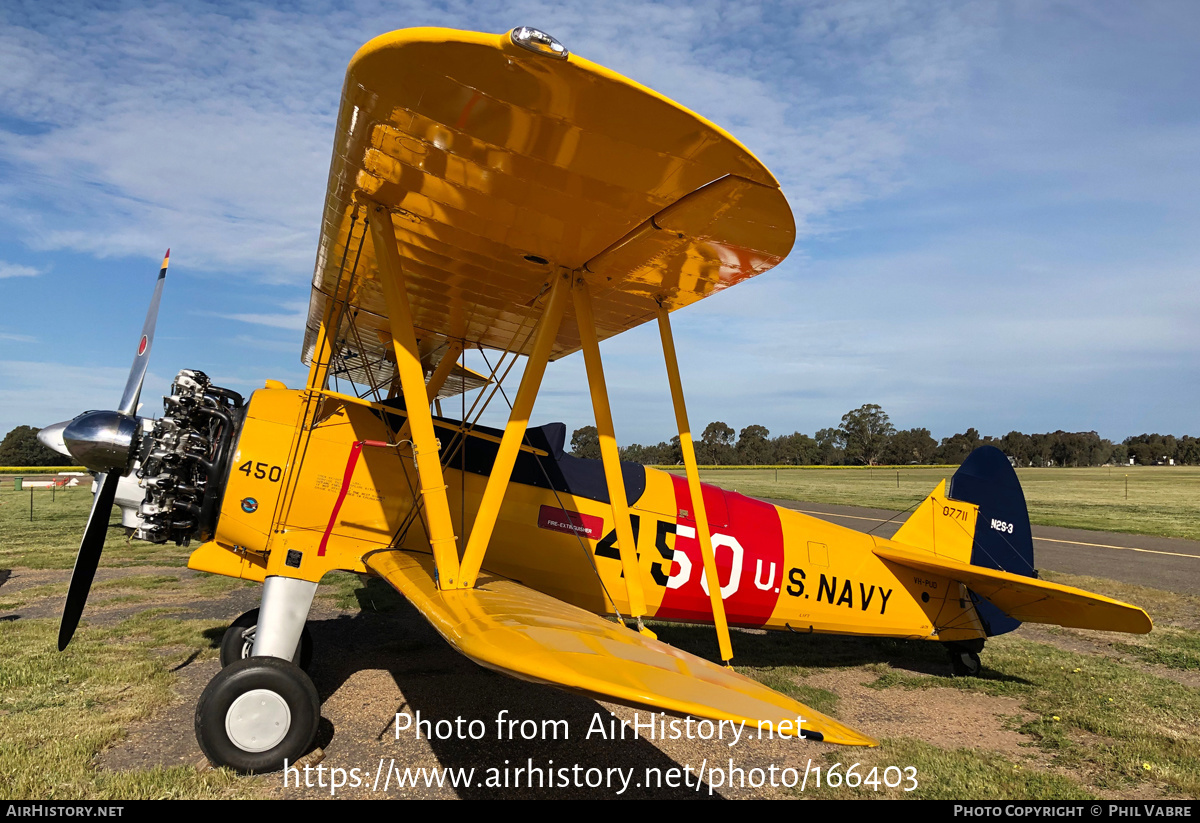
(135, 370), (244, 545)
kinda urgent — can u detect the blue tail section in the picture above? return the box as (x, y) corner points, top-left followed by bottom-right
(948, 446), (1037, 637)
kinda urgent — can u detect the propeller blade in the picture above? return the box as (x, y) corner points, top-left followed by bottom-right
(117, 249), (170, 417)
(58, 471), (120, 650)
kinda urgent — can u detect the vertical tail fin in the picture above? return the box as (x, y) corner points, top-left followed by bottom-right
(890, 478), (978, 564)
(892, 446), (1037, 636)
(948, 446), (1036, 580)
(947, 445), (1036, 636)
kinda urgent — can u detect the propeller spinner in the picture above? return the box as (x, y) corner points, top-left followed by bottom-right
(39, 250), (170, 650)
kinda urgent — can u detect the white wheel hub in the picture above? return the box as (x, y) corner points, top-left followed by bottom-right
(226, 688), (291, 752)
(239, 627), (255, 658)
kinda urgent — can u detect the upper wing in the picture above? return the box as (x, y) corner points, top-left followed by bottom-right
(364, 549), (875, 747)
(303, 27), (795, 392)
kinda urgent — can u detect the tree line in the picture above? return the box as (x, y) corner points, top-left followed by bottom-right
(0, 426), (76, 467)
(569, 405), (1199, 467)
(4, 407), (1195, 470)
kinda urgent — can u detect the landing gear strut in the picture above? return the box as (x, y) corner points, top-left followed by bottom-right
(220, 608), (314, 671)
(198, 575), (321, 771)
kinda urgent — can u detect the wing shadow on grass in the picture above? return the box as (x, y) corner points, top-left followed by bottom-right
(296, 583), (723, 799)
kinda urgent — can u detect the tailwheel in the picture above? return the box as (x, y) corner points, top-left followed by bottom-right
(949, 649), (982, 677)
(219, 608), (314, 671)
(944, 639), (985, 677)
(195, 657), (319, 774)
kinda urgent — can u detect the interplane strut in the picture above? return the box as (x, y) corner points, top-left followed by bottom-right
(657, 306), (734, 662)
(456, 272), (570, 589)
(367, 204), (462, 586)
(571, 278), (649, 624)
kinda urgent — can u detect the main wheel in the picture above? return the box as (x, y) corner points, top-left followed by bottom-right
(195, 656), (319, 774)
(219, 608), (313, 671)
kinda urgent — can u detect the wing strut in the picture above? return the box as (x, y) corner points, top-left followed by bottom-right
(389, 340), (466, 445)
(425, 341), (465, 401)
(306, 214), (363, 392)
(657, 305), (734, 663)
(571, 277), (649, 624)
(367, 203), (462, 586)
(457, 271), (571, 589)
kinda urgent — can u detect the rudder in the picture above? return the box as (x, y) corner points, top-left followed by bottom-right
(947, 445), (1037, 636)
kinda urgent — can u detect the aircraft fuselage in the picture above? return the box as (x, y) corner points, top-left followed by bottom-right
(189, 386), (984, 647)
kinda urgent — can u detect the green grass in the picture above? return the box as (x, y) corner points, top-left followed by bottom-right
(669, 465), (1200, 540)
(796, 739), (1096, 800)
(316, 570), (406, 612)
(0, 615), (261, 799)
(866, 634), (1200, 796)
(1111, 630), (1200, 671)
(0, 486), (190, 569)
(0, 582), (69, 610)
(0, 571), (251, 611)
(1041, 570), (1200, 629)
(751, 667), (841, 716)
(1037, 571), (1200, 671)
(20, 604), (1193, 799)
(652, 578), (1200, 799)
(3, 470), (1196, 798)
(0, 467), (83, 474)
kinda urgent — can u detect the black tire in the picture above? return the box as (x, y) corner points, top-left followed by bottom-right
(948, 649), (982, 677)
(195, 656), (319, 774)
(219, 608), (313, 671)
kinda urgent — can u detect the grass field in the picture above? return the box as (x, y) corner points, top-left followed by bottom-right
(662, 465), (1200, 541)
(0, 485), (187, 570)
(1, 482), (1198, 799)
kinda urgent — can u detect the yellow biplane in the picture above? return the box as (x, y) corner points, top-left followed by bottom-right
(41, 26), (1151, 773)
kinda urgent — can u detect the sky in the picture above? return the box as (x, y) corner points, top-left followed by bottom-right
(1, 1), (1197, 447)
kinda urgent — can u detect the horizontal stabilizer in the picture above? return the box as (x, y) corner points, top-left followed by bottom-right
(874, 544), (1151, 634)
(364, 549), (876, 746)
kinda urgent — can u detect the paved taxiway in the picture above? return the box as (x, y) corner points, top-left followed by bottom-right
(764, 499), (1200, 597)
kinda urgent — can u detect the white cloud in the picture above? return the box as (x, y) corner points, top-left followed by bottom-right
(0, 1), (995, 273)
(0, 261), (42, 278)
(2, 2), (1197, 443)
(211, 300), (309, 331)
(0, 360), (130, 433)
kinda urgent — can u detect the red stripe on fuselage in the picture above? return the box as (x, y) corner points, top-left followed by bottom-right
(654, 474), (785, 627)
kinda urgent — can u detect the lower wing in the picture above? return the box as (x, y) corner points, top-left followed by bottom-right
(363, 549), (876, 746)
